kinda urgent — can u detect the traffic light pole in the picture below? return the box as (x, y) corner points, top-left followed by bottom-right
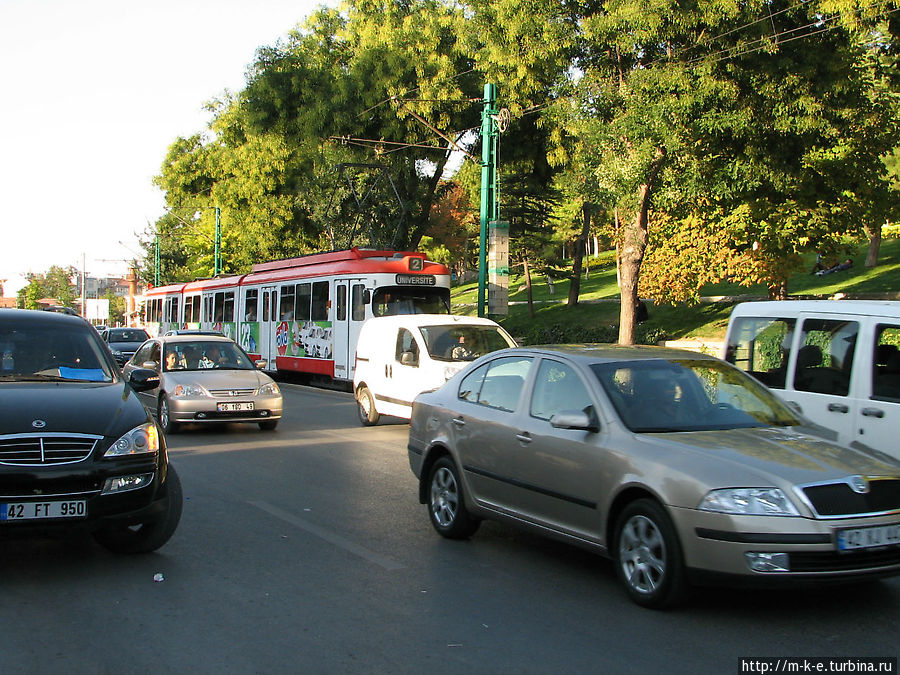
(478, 83), (498, 318)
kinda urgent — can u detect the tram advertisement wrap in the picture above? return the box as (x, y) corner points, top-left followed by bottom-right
(276, 321), (333, 359)
(239, 322), (259, 353)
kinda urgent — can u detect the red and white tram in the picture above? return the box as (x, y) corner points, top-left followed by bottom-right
(143, 248), (451, 383)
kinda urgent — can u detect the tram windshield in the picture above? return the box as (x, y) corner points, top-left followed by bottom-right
(372, 287), (451, 316)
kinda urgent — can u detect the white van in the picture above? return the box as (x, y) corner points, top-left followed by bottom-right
(723, 300), (900, 459)
(353, 314), (517, 425)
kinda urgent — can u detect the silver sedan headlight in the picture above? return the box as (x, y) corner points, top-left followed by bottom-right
(104, 422), (160, 457)
(258, 382), (280, 396)
(698, 488), (800, 516)
(174, 383), (206, 397)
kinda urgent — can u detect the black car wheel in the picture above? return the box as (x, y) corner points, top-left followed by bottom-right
(614, 499), (688, 609)
(159, 395), (179, 435)
(356, 385), (380, 426)
(427, 456), (480, 539)
(93, 466), (184, 554)
(259, 420), (278, 431)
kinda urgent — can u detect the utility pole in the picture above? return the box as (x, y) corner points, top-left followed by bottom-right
(214, 207), (222, 276)
(154, 235), (160, 287)
(478, 83), (499, 318)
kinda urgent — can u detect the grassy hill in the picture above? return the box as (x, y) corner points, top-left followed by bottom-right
(451, 237), (900, 344)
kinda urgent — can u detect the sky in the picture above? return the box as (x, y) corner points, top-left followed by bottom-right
(0, 0), (325, 294)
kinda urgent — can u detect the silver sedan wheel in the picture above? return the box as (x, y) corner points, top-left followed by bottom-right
(618, 514), (667, 595)
(430, 466), (459, 528)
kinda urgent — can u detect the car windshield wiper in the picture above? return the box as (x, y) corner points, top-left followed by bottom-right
(0, 373), (69, 382)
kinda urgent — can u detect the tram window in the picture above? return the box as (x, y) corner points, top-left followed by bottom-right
(296, 283), (311, 321)
(263, 291), (271, 322)
(312, 281), (329, 321)
(244, 289), (258, 321)
(223, 291), (235, 322)
(372, 287), (451, 316)
(185, 295), (200, 323)
(280, 285), (296, 321)
(352, 284), (366, 321)
(171, 297), (179, 323)
(337, 285), (347, 321)
(213, 292), (226, 322)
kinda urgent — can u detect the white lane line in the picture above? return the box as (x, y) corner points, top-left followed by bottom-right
(249, 500), (405, 571)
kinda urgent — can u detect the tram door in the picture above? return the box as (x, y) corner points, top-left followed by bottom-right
(332, 279), (366, 382)
(259, 286), (278, 371)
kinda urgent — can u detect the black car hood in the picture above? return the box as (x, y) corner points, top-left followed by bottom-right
(0, 381), (151, 439)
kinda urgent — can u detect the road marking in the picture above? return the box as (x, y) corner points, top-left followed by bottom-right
(249, 500), (405, 571)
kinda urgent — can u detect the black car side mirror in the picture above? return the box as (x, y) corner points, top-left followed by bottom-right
(128, 368), (160, 392)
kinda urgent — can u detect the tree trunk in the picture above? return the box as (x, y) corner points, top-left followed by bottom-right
(524, 258), (534, 318)
(865, 224), (882, 268)
(618, 148), (665, 345)
(767, 280), (787, 300)
(567, 203), (592, 306)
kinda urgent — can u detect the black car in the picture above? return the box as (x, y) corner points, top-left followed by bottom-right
(104, 327), (150, 366)
(0, 309), (182, 553)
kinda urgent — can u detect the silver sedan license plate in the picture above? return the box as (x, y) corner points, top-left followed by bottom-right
(836, 523), (900, 551)
(2, 500), (87, 521)
(217, 401), (254, 412)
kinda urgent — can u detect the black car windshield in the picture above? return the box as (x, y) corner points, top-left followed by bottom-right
(420, 324), (516, 362)
(107, 328), (149, 342)
(591, 359), (800, 433)
(0, 321), (115, 383)
(164, 341), (255, 371)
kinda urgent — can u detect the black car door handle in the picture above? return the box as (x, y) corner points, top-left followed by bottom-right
(861, 407), (885, 418)
(827, 403), (849, 414)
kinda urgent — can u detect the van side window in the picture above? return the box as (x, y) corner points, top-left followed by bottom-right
(725, 317), (795, 389)
(793, 319), (858, 396)
(873, 324), (900, 401)
(395, 328), (419, 365)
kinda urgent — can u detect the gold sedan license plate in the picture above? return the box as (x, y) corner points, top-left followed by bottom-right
(217, 401), (254, 412)
(836, 523), (900, 551)
(2, 500), (86, 521)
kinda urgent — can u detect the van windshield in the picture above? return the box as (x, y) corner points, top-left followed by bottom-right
(420, 325), (516, 362)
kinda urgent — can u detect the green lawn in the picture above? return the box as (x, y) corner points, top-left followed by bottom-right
(451, 237), (900, 344)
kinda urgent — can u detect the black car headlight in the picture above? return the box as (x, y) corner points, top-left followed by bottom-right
(104, 422), (160, 458)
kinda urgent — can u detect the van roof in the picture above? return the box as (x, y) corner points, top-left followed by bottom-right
(361, 314), (505, 329)
(731, 299), (900, 319)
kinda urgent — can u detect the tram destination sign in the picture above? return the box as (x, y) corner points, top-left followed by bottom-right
(396, 274), (436, 286)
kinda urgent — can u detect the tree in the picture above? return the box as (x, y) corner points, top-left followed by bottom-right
(558, 0), (900, 339)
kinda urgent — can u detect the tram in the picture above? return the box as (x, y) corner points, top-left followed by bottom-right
(143, 248), (451, 383)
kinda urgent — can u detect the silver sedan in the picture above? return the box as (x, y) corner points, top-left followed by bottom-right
(407, 345), (900, 608)
(123, 335), (283, 433)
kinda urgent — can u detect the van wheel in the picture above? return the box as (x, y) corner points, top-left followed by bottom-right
(356, 385), (380, 426)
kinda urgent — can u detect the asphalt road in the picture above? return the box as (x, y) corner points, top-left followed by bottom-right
(1, 382), (898, 674)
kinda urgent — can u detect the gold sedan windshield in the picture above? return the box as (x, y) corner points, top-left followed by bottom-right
(591, 359), (800, 433)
